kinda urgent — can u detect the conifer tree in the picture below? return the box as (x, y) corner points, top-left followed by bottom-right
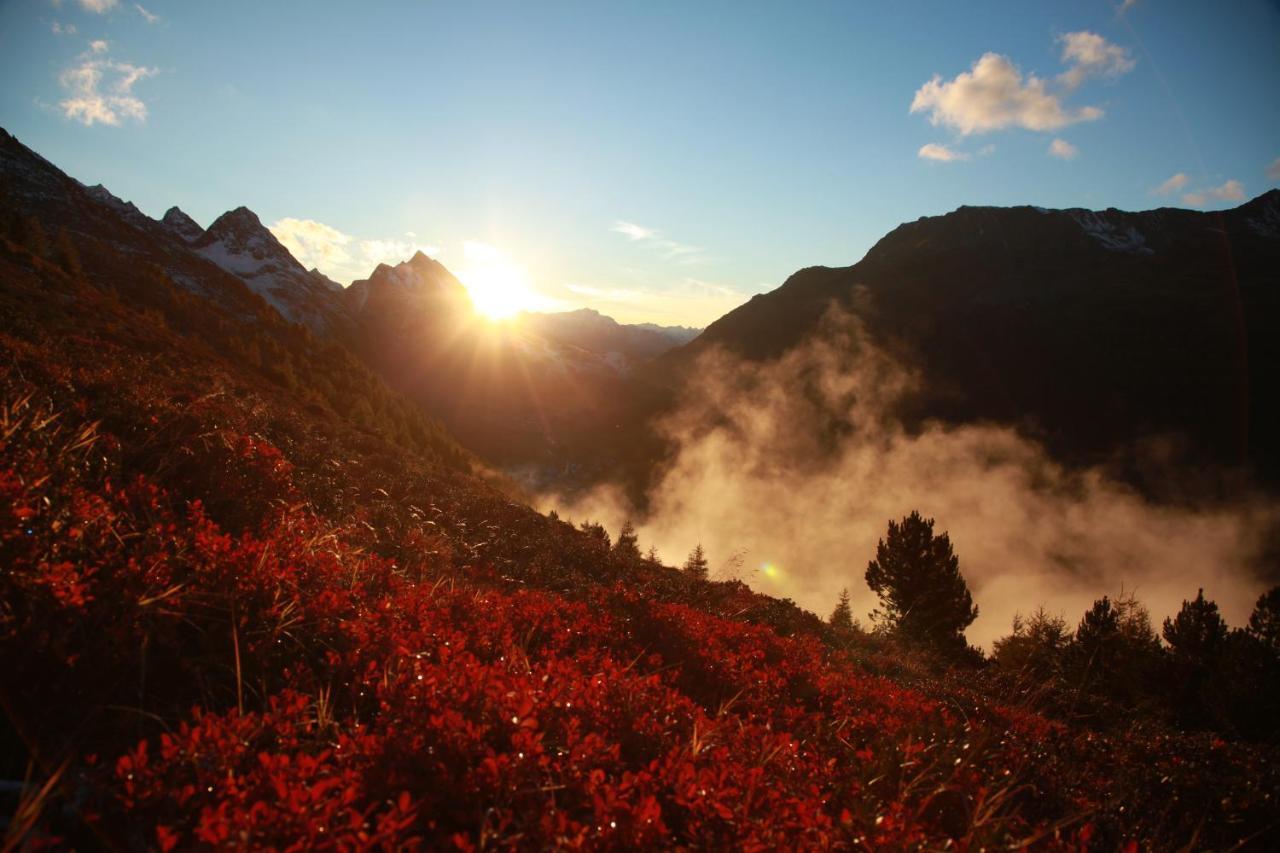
(864, 511), (976, 650)
(682, 543), (709, 580)
(1163, 589), (1229, 728)
(1163, 589), (1228, 665)
(829, 588), (854, 630)
(992, 606), (1069, 678)
(1068, 591), (1163, 707)
(1247, 585), (1280, 656)
(613, 520), (641, 560)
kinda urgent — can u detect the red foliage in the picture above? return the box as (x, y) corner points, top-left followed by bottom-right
(1, 265), (1275, 849)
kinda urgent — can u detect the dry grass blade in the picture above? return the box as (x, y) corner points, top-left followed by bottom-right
(1, 760), (68, 853)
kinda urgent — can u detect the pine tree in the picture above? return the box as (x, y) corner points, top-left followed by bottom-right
(992, 606), (1069, 678)
(579, 521), (610, 550)
(1163, 589), (1229, 728)
(1068, 591), (1163, 708)
(613, 520), (641, 560)
(829, 588), (854, 630)
(1247, 585), (1280, 657)
(682, 543), (709, 580)
(864, 511), (976, 650)
(1163, 589), (1228, 665)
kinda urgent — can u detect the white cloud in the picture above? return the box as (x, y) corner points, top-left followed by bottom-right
(135, 3), (159, 24)
(52, 21), (78, 35)
(79, 0), (118, 12)
(58, 44), (157, 126)
(612, 221), (656, 241)
(1117, 0), (1140, 16)
(910, 33), (1133, 141)
(1048, 138), (1078, 160)
(1182, 179), (1245, 207)
(917, 143), (968, 162)
(911, 52), (1104, 135)
(361, 238), (441, 268)
(1266, 158), (1280, 181)
(1152, 172), (1190, 195)
(1057, 31), (1136, 90)
(268, 217), (440, 284)
(270, 218), (354, 270)
(611, 220), (704, 263)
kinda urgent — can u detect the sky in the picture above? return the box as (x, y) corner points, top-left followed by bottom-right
(2, 0), (1278, 326)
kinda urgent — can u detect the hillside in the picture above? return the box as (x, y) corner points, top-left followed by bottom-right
(2, 133), (1280, 849)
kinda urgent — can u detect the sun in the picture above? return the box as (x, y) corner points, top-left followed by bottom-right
(456, 241), (546, 321)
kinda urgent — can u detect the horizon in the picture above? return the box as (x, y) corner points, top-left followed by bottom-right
(3, 0), (1278, 325)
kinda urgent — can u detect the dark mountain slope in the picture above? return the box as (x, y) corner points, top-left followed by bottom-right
(668, 194), (1280, 490)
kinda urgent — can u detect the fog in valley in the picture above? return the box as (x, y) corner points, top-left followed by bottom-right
(549, 308), (1278, 648)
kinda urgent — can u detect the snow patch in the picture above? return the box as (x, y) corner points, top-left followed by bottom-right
(1068, 210), (1153, 255)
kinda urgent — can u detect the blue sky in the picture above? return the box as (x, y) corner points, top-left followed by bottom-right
(2, 0), (1277, 325)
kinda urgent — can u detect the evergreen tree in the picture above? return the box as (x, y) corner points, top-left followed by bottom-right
(829, 588), (854, 630)
(864, 511), (976, 650)
(682, 543), (709, 580)
(1247, 585), (1280, 657)
(1163, 589), (1229, 729)
(1163, 589), (1228, 664)
(1068, 591), (1163, 710)
(579, 521), (610, 550)
(992, 606), (1069, 679)
(613, 520), (641, 560)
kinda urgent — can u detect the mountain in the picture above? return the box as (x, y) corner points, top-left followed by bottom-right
(193, 205), (352, 331)
(520, 308), (700, 361)
(661, 193), (1280, 492)
(160, 205), (204, 242)
(0, 128), (663, 471)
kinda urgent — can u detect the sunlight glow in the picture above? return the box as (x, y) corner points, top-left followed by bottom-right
(760, 562), (781, 580)
(456, 241), (550, 320)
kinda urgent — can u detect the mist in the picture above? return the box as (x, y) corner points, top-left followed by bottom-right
(547, 308), (1278, 649)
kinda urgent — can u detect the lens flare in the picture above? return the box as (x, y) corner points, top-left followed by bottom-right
(455, 241), (553, 321)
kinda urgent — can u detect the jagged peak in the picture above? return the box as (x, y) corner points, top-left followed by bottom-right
(206, 205), (266, 234)
(161, 206), (204, 241)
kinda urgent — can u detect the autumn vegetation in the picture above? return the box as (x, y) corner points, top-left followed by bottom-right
(2, 220), (1280, 848)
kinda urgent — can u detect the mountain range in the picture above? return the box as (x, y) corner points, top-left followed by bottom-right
(0, 126), (698, 469)
(4, 124), (1278, 502)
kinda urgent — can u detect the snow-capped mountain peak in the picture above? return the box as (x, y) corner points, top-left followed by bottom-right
(161, 206), (204, 243)
(192, 206), (348, 330)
